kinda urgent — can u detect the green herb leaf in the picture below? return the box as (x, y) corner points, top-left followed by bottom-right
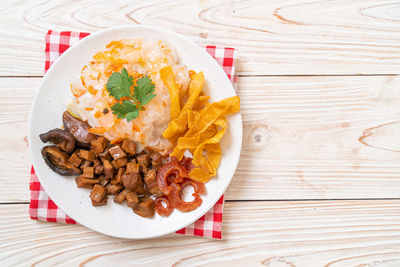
(111, 100), (140, 122)
(106, 68), (134, 100)
(106, 68), (156, 122)
(133, 75), (156, 107)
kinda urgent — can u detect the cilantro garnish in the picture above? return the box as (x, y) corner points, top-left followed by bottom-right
(106, 68), (156, 122)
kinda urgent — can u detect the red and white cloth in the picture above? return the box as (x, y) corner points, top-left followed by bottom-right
(30, 30), (237, 239)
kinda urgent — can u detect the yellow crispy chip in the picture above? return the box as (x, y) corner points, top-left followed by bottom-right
(193, 95), (210, 111)
(188, 167), (215, 183)
(176, 136), (201, 150)
(170, 122), (217, 160)
(187, 110), (200, 128)
(166, 75), (240, 183)
(162, 72), (204, 139)
(188, 143), (221, 183)
(192, 117), (227, 167)
(160, 66), (181, 119)
(185, 96), (239, 138)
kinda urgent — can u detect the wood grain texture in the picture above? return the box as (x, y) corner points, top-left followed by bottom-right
(0, 0), (400, 76)
(2, 201), (400, 266)
(2, 75), (400, 202)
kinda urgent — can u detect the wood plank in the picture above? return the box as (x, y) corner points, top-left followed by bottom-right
(2, 75), (400, 202)
(2, 200), (400, 266)
(0, 0), (400, 76)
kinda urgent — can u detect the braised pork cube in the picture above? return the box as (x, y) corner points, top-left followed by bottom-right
(111, 157), (127, 169)
(114, 189), (129, 204)
(108, 145), (126, 160)
(78, 149), (96, 162)
(91, 197), (107, 206)
(111, 167), (125, 185)
(122, 172), (141, 191)
(149, 151), (162, 167)
(90, 136), (108, 154)
(90, 184), (107, 203)
(68, 151), (83, 168)
(121, 139), (136, 155)
(136, 154), (150, 170)
(99, 147), (112, 161)
(103, 159), (113, 179)
(93, 159), (104, 175)
(132, 197), (155, 218)
(126, 191), (139, 207)
(135, 184), (148, 195)
(106, 184), (123, 195)
(82, 166), (94, 178)
(98, 175), (110, 187)
(80, 160), (92, 172)
(144, 169), (161, 195)
(75, 176), (99, 189)
(126, 162), (139, 174)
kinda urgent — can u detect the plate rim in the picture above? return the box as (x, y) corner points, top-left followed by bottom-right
(28, 25), (243, 239)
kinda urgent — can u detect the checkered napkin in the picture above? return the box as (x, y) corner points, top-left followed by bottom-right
(30, 30), (237, 239)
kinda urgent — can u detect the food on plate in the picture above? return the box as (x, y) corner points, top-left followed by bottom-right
(39, 39), (239, 218)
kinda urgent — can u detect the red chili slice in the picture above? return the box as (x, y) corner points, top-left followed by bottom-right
(169, 179), (206, 212)
(156, 160), (188, 195)
(154, 196), (174, 217)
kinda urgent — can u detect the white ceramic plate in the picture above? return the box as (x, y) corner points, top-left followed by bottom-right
(29, 25), (242, 239)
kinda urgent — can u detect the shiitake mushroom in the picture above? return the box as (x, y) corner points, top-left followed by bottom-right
(39, 128), (76, 153)
(41, 146), (81, 176)
(62, 111), (97, 148)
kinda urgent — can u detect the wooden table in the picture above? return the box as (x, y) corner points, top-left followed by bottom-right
(2, 0), (400, 266)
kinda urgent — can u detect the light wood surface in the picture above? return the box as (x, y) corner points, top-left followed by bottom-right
(1, 0), (400, 265)
(2, 76), (400, 202)
(2, 201), (400, 266)
(0, 0), (400, 76)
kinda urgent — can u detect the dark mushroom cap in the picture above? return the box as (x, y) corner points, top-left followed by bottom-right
(41, 145), (81, 176)
(39, 128), (76, 153)
(62, 111), (97, 148)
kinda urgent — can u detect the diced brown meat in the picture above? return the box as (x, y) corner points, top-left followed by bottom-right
(122, 172), (141, 191)
(114, 189), (129, 204)
(82, 166), (95, 178)
(144, 169), (161, 195)
(126, 191), (139, 207)
(111, 157), (127, 169)
(78, 149), (96, 162)
(106, 184), (124, 195)
(99, 147), (111, 160)
(149, 151), (162, 167)
(90, 184), (107, 203)
(126, 162), (139, 174)
(98, 175), (110, 187)
(90, 136), (108, 154)
(103, 159), (113, 179)
(129, 158), (137, 163)
(135, 184), (148, 195)
(121, 139), (136, 155)
(80, 160), (92, 171)
(132, 197), (155, 218)
(93, 159), (104, 175)
(111, 167), (125, 185)
(91, 197), (107, 206)
(136, 154), (150, 170)
(108, 145), (126, 160)
(75, 176), (99, 189)
(68, 151), (83, 168)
